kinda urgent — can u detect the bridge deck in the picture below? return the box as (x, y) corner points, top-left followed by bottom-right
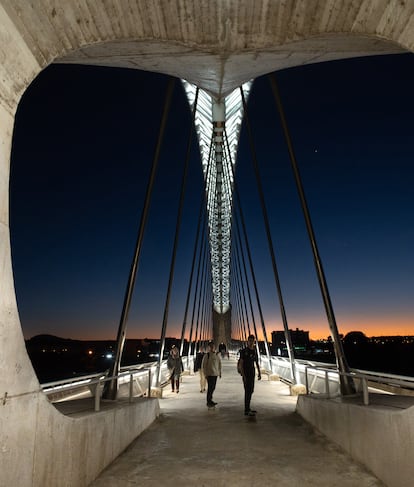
(90, 359), (384, 486)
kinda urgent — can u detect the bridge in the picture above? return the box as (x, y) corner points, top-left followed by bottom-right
(1, 1), (414, 486)
(41, 354), (414, 486)
(90, 359), (386, 487)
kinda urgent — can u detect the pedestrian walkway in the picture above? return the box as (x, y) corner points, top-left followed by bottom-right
(91, 359), (384, 486)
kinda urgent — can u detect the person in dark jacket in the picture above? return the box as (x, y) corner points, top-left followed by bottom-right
(238, 334), (261, 416)
(218, 342), (228, 359)
(167, 345), (184, 393)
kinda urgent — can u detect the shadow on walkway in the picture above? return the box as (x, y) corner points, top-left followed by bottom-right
(91, 360), (384, 486)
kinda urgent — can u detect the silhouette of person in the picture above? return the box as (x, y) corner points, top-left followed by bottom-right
(167, 345), (183, 393)
(238, 334), (261, 416)
(218, 342), (228, 359)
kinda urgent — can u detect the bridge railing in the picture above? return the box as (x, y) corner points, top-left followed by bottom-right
(41, 357), (192, 409)
(304, 365), (414, 403)
(42, 368), (152, 411)
(259, 354), (338, 390)
(260, 354), (414, 400)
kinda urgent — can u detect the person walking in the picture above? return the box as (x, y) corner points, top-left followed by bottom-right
(194, 348), (206, 393)
(238, 334), (261, 416)
(202, 341), (222, 408)
(218, 342), (229, 359)
(167, 345), (184, 393)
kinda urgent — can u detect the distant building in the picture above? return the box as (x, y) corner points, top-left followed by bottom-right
(271, 328), (310, 356)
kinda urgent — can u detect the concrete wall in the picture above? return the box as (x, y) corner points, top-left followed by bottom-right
(1, 1), (414, 485)
(297, 395), (414, 487)
(2, 390), (159, 486)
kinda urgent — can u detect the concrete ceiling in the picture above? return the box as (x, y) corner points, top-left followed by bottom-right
(59, 35), (402, 98)
(1, 0), (411, 103)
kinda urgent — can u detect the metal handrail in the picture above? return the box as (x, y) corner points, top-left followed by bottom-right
(41, 361), (158, 391)
(41, 357), (193, 411)
(41, 372), (106, 390)
(304, 365), (414, 405)
(43, 368), (152, 411)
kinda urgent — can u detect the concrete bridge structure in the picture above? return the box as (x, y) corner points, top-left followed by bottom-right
(1, 1), (414, 486)
(90, 359), (388, 487)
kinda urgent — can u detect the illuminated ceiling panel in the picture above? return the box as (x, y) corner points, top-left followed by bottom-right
(182, 80), (252, 314)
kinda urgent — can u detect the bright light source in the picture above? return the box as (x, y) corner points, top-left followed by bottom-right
(182, 80), (253, 314)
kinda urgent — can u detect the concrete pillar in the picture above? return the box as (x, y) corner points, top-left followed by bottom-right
(212, 307), (231, 347)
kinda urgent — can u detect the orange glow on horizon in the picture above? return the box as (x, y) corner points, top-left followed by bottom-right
(264, 315), (414, 341)
(26, 316), (414, 342)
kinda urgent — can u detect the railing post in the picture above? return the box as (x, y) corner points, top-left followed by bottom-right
(362, 378), (369, 405)
(305, 367), (309, 394)
(129, 373), (134, 403)
(148, 369), (151, 398)
(94, 378), (101, 412)
(325, 370), (330, 397)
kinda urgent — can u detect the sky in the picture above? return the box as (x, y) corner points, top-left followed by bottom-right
(10, 52), (414, 341)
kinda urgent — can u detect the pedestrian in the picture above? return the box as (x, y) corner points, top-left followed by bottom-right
(194, 348), (206, 393)
(238, 334), (261, 416)
(218, 342), (228, 359)
(201, 341), (222, 408)
(167, 345), (184, 393)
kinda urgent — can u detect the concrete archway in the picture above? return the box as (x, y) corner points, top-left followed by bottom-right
(0, 2), (413, 485)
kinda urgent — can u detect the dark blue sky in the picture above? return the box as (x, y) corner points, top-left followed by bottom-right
(10, 52), (414, 340)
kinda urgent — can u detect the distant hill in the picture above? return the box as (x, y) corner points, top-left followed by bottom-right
(26, 334), (81, 345)
(24, 335), (183, 382)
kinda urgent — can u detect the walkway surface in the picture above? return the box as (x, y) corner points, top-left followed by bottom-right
(91, 359), (384, 486)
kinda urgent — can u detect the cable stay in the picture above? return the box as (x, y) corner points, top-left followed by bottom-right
(193, 237), (209, 353)
(195, 247), (212, 350)
(239, 86), (298, 383)
(186, 233), (208, 360)
(103, 78), (176, 400)
(223, 125), (273, 368)
(156, 87), (200, 386)
(268, 74), (355, 395)
(179, 194), (207, 364)
(179, 126), (216, 364)
(230, 254), (245, 338)
(232, 224), (252, 339)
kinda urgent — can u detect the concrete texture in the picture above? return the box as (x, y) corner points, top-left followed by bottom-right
(1, 392), (160, 487)
(297, 392), (414, 487)
(91, 360), (384, 486)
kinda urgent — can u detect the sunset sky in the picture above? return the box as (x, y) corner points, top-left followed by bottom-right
(10, 52), (414, 342)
